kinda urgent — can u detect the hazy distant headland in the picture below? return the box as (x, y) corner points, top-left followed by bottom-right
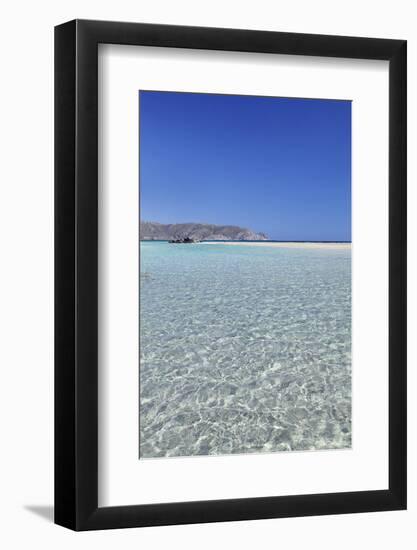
(140, 221), (268, 241)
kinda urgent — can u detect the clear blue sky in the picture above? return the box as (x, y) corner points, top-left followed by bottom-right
(139, 91), (351, 241)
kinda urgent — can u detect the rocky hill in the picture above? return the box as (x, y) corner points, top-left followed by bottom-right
(140, 221), (268, 241)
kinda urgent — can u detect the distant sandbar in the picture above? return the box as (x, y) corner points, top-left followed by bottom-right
(202, 241), (351, 250)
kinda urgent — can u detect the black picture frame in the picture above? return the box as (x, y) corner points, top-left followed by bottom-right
(55, 19), (407, 531)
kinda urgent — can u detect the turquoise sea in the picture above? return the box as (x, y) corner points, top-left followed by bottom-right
(139, 241), (351, 458)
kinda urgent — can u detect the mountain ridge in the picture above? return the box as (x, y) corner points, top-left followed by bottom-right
(140, 221), (268, 241)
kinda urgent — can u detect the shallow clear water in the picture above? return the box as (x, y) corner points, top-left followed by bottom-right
(140, 242), (351, 458)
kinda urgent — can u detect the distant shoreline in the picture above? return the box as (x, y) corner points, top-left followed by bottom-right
(140, 239), (351, 250)
(202, 241), (351, 250)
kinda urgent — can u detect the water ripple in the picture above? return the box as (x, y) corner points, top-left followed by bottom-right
(140, 242), (351, 458)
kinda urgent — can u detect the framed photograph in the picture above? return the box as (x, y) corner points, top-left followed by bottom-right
(55, 20), (406, 530)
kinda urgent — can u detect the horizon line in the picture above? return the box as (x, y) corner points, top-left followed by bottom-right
(140, 239), (352, 244)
